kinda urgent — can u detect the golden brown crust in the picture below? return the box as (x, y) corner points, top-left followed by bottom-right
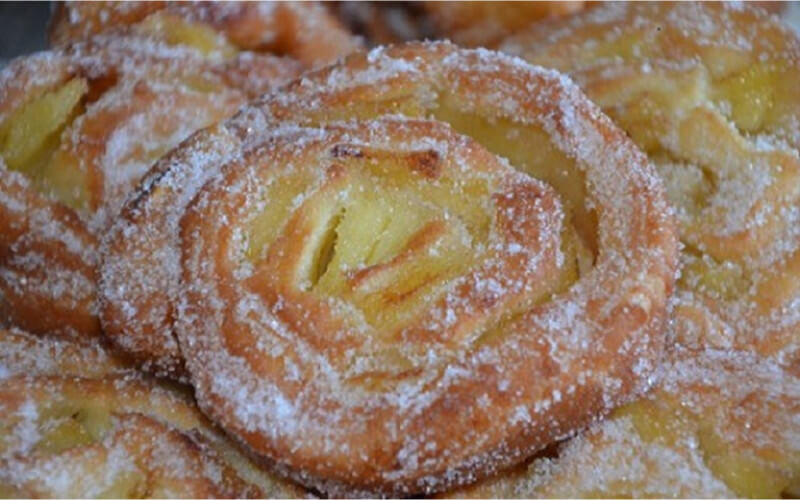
(424, 1), (585, 48)
(502, 2), (800, 371)
(0, 37), (298, 349)
(99, 122), (244, 379)
(105, 41), (677, 495)
(49, 1), (361, 68)
(0, 375), (306, 498)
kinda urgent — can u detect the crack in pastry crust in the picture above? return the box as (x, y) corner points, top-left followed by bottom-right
(104, 42), (677, 495)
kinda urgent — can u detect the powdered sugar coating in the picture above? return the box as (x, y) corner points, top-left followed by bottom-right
(179, 118), (574, 494)
(0, 167), (100, 337)
(2, 415), (251, 498)
(100, 121), (247, 376)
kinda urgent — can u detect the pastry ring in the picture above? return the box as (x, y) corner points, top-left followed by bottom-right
(108, 43), (678, 494)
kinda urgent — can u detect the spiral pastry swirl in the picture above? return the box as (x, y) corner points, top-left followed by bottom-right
(105, 42), (677, 494)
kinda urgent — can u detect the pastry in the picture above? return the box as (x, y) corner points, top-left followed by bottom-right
(48, 1), (361, 68)
(106, 42), (677, 495)
(1, 413), (261, 498)
(0, 374), (305, 498)
(447, 344), (800, 498)
(0, 325), (302, 498)
(179, 118), (567, 496)
(502, 2), (800, 372)
(0, 3), (795, 498)
(0, 36), (299, 350)
(424, 1), (584, 48)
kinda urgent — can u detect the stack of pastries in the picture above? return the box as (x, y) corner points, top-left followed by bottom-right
(0, 2), (797, 498)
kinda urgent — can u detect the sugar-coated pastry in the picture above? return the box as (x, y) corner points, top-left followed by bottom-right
(441, 5), (800, 496)
(446, 344), (800, 498)
(424, 1), (584, 48)
(0, 328), (305, 497)
(104, 42), (677, 495)
(0, 374), (306, 498)
(49, 1), (362, 68)
(502, 2), (800, 372)
(0, 36), (299, 363)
